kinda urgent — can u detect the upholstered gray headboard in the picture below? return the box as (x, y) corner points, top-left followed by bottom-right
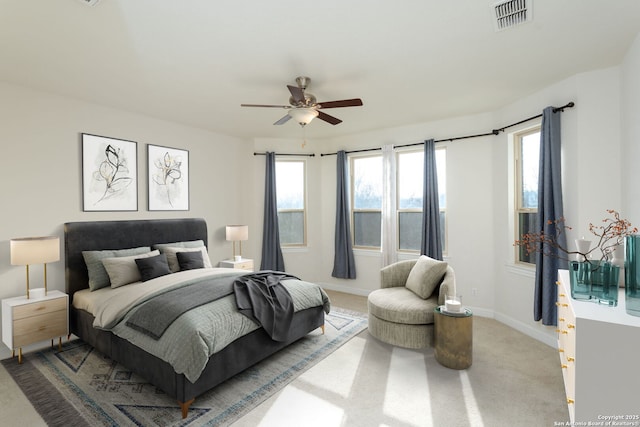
(64, 218), (208, 298)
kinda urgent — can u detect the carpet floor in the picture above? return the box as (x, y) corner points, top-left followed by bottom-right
(2, 308), (368, 427)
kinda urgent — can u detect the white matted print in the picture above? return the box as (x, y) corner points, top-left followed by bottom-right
(82, 133), (138, 211)
(147, 144), (189, 211)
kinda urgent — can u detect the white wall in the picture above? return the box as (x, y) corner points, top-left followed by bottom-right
(0, 82), (252, 358)
(622, 33), (640, 224)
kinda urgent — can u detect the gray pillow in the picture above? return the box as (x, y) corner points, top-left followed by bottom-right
(83, 246), (151, 291)
(160, 246), (212, 272)
(405, 255), (448, 299)
(152, 240), (205, 252)
(177, 251), (205, 271)
(102, 250), (160, 288)
(136, 253), (172, 281)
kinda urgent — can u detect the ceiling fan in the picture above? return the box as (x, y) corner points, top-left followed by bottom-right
(241, 76), (363, 127)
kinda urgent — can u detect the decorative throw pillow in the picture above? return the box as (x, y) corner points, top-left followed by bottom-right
(405, 255), (448, 299)
(160, 246), (212, 272)
(102, 250), (160, 288)
(83, 246), (152, 291)
(177, 251), (205, 271)
(135, 253), (172, 281)
(152, 240), (205, 252)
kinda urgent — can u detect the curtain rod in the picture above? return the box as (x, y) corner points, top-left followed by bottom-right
(253, 152), (315, 157)
(321, 101), (575, 155)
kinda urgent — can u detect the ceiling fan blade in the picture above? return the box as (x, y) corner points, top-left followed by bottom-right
(317, 98), (363, 109)
(287, 85), (306, 104)
(274, 115), (292, 125)
(241, 104), (290, 108)
(317, 111), (342, 125)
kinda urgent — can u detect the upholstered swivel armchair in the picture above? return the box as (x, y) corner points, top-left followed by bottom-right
(368, 256), (455, 349)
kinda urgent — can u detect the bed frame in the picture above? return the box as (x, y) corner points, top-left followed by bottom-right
(64, 218), (324, 418)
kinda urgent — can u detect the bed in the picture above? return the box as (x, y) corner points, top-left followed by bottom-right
(64, 218), (327, 418)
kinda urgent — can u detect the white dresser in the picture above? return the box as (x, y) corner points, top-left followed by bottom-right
(557, 270), (640, 424)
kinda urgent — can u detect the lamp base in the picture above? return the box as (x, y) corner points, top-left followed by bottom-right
(234, 255), (242, 262)
(29, 287), (46, 299)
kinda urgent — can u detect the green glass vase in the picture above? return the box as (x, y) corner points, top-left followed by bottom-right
(568, 260), (619, 306)
(624, 235), (640, 316)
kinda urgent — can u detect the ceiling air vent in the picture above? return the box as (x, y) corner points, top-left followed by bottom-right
(76, 0), (101, 6)
(492, 0), (532, 31)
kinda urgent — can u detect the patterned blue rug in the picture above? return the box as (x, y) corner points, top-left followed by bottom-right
(2, 308), (367, 427)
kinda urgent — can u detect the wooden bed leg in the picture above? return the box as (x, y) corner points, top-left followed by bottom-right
(321, 324), (325, 334)
(179, 398), (195, 419)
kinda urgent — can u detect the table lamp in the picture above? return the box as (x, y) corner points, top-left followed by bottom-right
(10, 236), (60, 299)
(225, 225), (248, 262)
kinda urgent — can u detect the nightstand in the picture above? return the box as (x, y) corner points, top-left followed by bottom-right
(2, 290), (68, 363)
(219, 259), (254, 271)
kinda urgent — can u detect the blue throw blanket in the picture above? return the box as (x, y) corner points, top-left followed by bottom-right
(233, 271), (299, 342)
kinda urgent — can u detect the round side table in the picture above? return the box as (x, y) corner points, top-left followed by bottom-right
(433, 306), (473, 369)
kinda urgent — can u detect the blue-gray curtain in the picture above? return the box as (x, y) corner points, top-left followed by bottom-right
(534, 107), (566, 326)
(420, 139), (443, 260)
(332, 150), (356, 279)
(260, 152), (285, 271)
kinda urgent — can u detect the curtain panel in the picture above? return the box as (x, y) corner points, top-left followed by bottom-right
(260, 152), (285, 271)
(534, 107), (566, 326)
(420, 139), (443, 260)
(332, 150), (357, 279)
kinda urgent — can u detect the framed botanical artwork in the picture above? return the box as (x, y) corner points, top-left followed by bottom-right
(147, 144), (190, 211)
(82, 133), (138, 211)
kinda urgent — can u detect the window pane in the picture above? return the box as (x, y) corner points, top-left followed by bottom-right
(276, 161), (304, 209)
(398, 212), (422, 250)
(398, 152), (423, 209)
(354, 212), (381, 247)
(353, 156), (382, 209)
(518, 212), (538, 264)
(278, 211), (304, 245)
(436, 149), (446, 209)
(520, 132), (540, 209)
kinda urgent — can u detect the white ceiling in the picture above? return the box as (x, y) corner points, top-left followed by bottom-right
(1, 0), (639, 140)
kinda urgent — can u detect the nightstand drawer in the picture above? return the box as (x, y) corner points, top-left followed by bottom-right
(13, 297), (67, 320)
(234, 260), (254, 271)
(13, 310), (67, 347)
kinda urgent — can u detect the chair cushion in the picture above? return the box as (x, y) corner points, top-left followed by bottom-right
(368, 287), (438, 325)
(405, 255), (448, 299)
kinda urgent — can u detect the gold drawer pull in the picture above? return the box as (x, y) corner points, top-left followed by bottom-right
(567, 357), (575, 362)
(558, 348), (564, 353)
(561, 330), (568, 335)
(559, 317), (565, 322)
(561, 303), (568, 307)
(561, 364), (568, 369)
(559, 293), (566, 297)
(567, 398), (574, 404)
(556, 329), (561, 333)
(556, 281), (561, 285)
(567, 324), (575, 329)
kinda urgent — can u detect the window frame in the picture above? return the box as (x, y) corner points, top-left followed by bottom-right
(349, 153), (383, 250)
(514, 125), (541, 265)
(275, 158), (307, 247)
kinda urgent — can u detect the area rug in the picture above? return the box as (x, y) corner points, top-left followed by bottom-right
(2, 308), (367, 427)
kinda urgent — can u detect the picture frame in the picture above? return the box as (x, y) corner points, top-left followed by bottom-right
(82, 133), (138, 212)
(147, 144), (190, 211)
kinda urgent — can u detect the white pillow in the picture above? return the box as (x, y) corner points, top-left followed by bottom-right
(405, 255), (448, 299)
(102, 250), (160, 288)
(161, 246), (212, 272)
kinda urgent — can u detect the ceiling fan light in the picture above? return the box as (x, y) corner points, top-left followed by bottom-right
(288, 108), (319, 125)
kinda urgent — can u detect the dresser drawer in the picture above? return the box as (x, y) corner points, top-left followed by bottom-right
(13, 297), (67, 320)
(13, 309), (67, 347)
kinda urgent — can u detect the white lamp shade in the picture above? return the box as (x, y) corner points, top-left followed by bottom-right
(288, 108), (319, 125)
(226, 225), (248, 241)
(10, 236), (60, 265)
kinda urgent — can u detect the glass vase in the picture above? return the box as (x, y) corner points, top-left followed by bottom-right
(568, 260), (619, 306)
(624, 235), (640, 316)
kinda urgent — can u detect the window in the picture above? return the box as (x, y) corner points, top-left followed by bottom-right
(397, 149), (447, 253)
(276, 160), (306, 246)
(350, 155), (382, 248)
(514, 127), (540, 264)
